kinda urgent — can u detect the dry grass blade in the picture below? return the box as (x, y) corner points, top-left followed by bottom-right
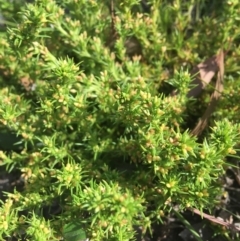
(191, 50), (224, 136)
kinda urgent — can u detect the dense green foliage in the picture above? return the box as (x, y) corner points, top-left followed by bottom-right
(0, 0), (239, 240)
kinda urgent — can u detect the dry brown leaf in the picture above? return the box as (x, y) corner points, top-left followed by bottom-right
(187, 54), (220, 98)
(191, 50), (224, 136)
(171, 53), (220, 98)
(171, 50), (225, 136)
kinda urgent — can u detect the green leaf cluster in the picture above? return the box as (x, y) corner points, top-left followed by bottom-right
(0, 0), (239, 240)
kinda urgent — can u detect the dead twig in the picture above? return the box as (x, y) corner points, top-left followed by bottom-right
(189, 207), (240, 232)
(107, 0), (118, 48)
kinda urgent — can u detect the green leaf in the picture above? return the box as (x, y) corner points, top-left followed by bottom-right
(63, 221), (87, 241)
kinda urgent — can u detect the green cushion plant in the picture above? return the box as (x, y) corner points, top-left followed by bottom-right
(0, 0), (239, 240)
